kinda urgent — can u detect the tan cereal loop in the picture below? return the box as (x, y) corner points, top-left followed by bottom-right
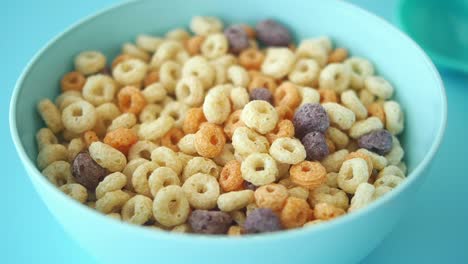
(287, 186), (309, 200)
(61, 71), (86, 92)
(55, 91), (84, 111)
(385, 136), (404, 165)
(288, 59), (320, 86)
(298, 87), (321, 106)
(296, 39), (329, 66)
(374, 174), (404, 189)
(377, 165), (405, 179)
(213, 143), (236, 166)
(121, 194), (153, 225)
(345, 151), (374, 176)
(112, 54), (133, 69)
(217, 190), (254, 212)
(36, 128), (58, 151)
(325, 127), (349, 150)
(74, 51), (106, 75)
(112, 58), (148, 86)
(201, 33), (228, 59)
(182, 173), (220, 209)
(337, 158), (370, 194)
(364, 76), (394, 100)
(219, 160), (244, 192)
(185, 35), (205, 55)
(321, 149), (349, 173)
(348, 183), (375, 212)
(151, 146), (183, 175)
(89, 141), (127, 172)
(82, 74), (116, 106)
(148, 167), (181, 197)
(308, 184), (349, 210)
(290, 161), (327, 190)
(95, 190), (130, 214)
(122, 43), (150, 62)
(143, 70), (160, 87)
(138, 115), (174, 141)
(150, 40), (189, 71)
(182, 157), (219, 182)
(96, 172), (127, 199)
(261, 47), (295, 79)
(313, 202), (345, 221)
(357, 148), (388, 170)
(190, 16), (223, 36)
(194, 123), (226, 158)
(175, 76), (204, 106)
(322, 102), (356, 130)
(241, 153), (278, 186)
(136, 34), (164, 53)
(143, 82), (167, 104)
(182, 56), (215, 89)
(227, 65), (250, 87)
(232, 127), (269, 155)
(239, 48), (265, 70)
(161, 101), (188, 128)
(128, 140), (158, 161)
(122, 158), (149, 191)
(61, 100), (97, 134)
(117, 86), (147, 115)
(349, 117), (383, 139)
(344, 57), (375, 90)
(383, 101), (404, 135)
(266, 119), (295, 144)
(37, 144), (68, 170)
(132, 161), (159, 197)
(95, 102), (121, 129)
(139, 104), (163, 123)
(367, 102), (386, 124)
(274, 82), (300, 111)
(229, 86), (250, 110)
(340, 90), (368, 120)
(83, 130), (99, 147)
(67, 137), (86, 161)
(241, 100), (278, 134)
(254, 184), (289, 211)
(182, 107), (206, 134)
(172, 223), (192, 233)
(42, 160), (74, 186)
(269, 137), (306, 165)
(177, 134), (197, 155)
(153, 185), (190, 227)
(248, 72), (277, 94)
(59, 183), (88, 203)
(280, 197), (311, 229)
(319, 89), (338, 103)
(37, 99), (64, 134)
(161, 128), (184, 152)
(203, 87), (231, 124)
(328, 48), (348, 63)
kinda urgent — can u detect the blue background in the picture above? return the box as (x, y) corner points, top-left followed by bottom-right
(2, 0), (468, 263)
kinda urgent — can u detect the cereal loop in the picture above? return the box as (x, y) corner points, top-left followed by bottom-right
(280, 197), (311, 229)
(274, 82), (300, 110)
(223, 110), (245, 139)
(194, 123), (226, 158)
(118, 86), (147, 115)
(219, 160), (244, 192)
(239, 48), (265, 70)
(266, 119), (295, 144)
(255, 184), (289, 211)
(313, 202), (345, 220)
(103, 127), (138, 155)
(182, 173), (220, 209)
(290, 161), (327, 190)
(61, 71), (86, 92)
(153, 185), (190, 227)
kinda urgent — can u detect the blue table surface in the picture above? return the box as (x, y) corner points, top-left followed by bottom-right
(2, 0), (468, 263)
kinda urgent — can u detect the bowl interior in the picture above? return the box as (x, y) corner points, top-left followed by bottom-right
(12, 0), (445, 228)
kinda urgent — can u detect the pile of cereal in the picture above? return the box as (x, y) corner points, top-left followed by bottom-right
(35, 16), (406, 235)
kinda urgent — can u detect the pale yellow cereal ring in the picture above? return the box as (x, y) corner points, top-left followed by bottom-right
(96, 172), (127, 199)
(138, 115), (174, 141)
(148, 167), (181, 197)
(241, 153), (278, 186)
(201, 33), (228, 59)
(175, 76), (204, 107)
(364, 76), (394, 99)
(232, 127), (269, 155)
(190, 16), (223, 35)
(182, 157), (219, 181)
(319, 63), (351, 93)
(75, 51), (106, 75)
(298, 86), (320, 107)
(288, 59), (320, 86)
(136, 34), (164, 52)
(113, 58), (148, 86)
(326, 127), (349, 150)
(37, 144), (68, 170)
(217, 190), (254, 212)
(326, 172), (339, 188)
(153, 185), (190, 227)
(296, 40), (328, 67)
(139, 104), (163, 123)
(122, 43), (150, 62)
(337, 158), (370, 194)
(177, 134), (197, 155)
(182, 173), (220, 209)
(269, 137), (306, 165)
(322, 102), (356, 130)
(82, 74), (116, 106)
(89, 141), (127, 172)
(229, 86), (250, 110)
(203, 87), (231, 124)
(42, 160), (74, 186)
(377, 165), (405, 179)
(357, 148), (388, 170)
(321, 149), (349, 173)
(261, 47), (295, 79)
(151, 146), (183, 175)
(36, 128), (58, 151)
(67, 137), (86, 162)
(385, 136), (404, 165)
(142, 83), (167, 104)
(122, 158), (149, 191)
(340, 90), (368, 120)
(308, 184), (349, 210)
(241, 100), (279, 134)
(344, 57), (374, 90)
(59, 183), (88, 203)
(127, 140), (158, 161)
(349, 182), (375, 212)
(121, 194), (153, 225)
(349, 117), (383, 139)
(182, 56), (215, 89)
(383, 101), (404, 135)
(213, 143), (236, 167)
(288, 186), (309, 200)
(37, 99), (64, 134)
(62, 100), (97, 134)
(95, 190), (130, 214)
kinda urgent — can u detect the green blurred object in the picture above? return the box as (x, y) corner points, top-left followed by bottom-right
(398, 0), (468, 73)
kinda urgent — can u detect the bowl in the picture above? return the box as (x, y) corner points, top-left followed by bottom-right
(9, 0), (446, 263)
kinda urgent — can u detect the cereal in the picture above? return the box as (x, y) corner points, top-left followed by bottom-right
(96, 172), (127, 199)
(139, 104), (162, 123)
(161, 128), (184, 152)
(182, 107), (206, 134)
(244, 208), (282, 233)
(378, 165), (405, 179)
(117, 86), (147, 115)
(308, 184), (349, 210)
(280, 197), (311, 229)
(166, 28), (190, 42)
(269, 138), (306, 164)
(357, 148), (388, 170)
(328, 48), (348, 63)
(213, 143), (236, 166)
(127, 140), (157, 161)
(229, 86), (250, 110)
(153, 185), (190, 227)
(189, 210), (232, 234)
(232, 127), (270, 156)
(301, 131), (329, 161)
(241, 100), (278, 134)
(325, 127), (349, 150)
(103, 127), (138, 155)
(59, 183), (88, 203)
(349, 117), (383, 139)
(182, 157), (219, 181)
(138, 115), (174, 141)
(223, 110), (245, 139)
(241, 153), (278, 186)
(322, 102), (356, 130)
(182, 56), (215, 90)
(61, 100), (97, 134)
(374, 174), (403, 189)
(256, 19), (291, 47)
(345, 151), (374, 176)
(266, 119), (295, 144)
(385, 136), (404, 165)
(36, 128), (58, 151)
(150, 40), (189, 71)
(113, 59), (148, 86)
(337, 158), (370, 194)
(172, 223), (192, 233)
(227, 65), (250, 87)
(201, 33), (228, 59)
(89, 141), (127, 172)
(219, 160), (244, 192)
(341, 90), (368, 120)
(182, 173), (220, 209)
(151, 146), (183, 175)
(37, 99), (64, 134)
(42, 160), (74, 187)
(293, 103), (329, 139)
(75, 51), (106, 75)
(217, 190), (254, 212)
(365, 76), (394, 100)
(248, 72), (277, 94)
(177, 134), (197, 155)
(274, 82), (300, 111)
(288, 186), (309, 200)
(37, 144), (68, 170)
(313, 202), (345, 220)
(121, 194), (153, 225)
(319, 63), (351, 93)
(250, 88), (273, 104)
(288, 59), (320, 86)
(148, 167), (181, 197)
(296, 39), (329, 67)
(185, 35), (205, 55)
(358, 129), (393, 155)
(290, 161), (327, 190)
(261, 48), (295, 79)
(82, 74), (116, 106)
(344, 57), (375, 90)
(367, 102), (386, 124)
(224, 25), (250, 54)
(203, 87), (231, 124)
(194, 123), (226, 158)
(136, 35), (164, 53)
(190, 16), (223, 36)
(95, 190), (130, 214)
(383, 101), (404, 135)
(122, 43), (150, 62)
(254, 184), (289, 211)
(61, 71), (86, 92)
(239, 48), (265, 70)
(227, 225), (242, 236)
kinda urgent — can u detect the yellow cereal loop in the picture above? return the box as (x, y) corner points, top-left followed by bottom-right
(337, 158), (370, 194)
(148, 167), (181, 197)
(37, 99), (64, 134)
(241, 100), (279, 134)
(153, 185), (190, 227)
(89, 142), (127, 172)
(82, 74), (116, 106)
(74, 51), (106, 75)
(37, 144), (68, 170)
(121, 194), (153, 225)
(60, 183), (88, 203)
(217, 190), (254, 212)
(182, 173), (220, 209)
(241, 153), (278, 186)
(96, 172), (127, 199)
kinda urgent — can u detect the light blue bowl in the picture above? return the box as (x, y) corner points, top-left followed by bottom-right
(9, 0), (446, 263)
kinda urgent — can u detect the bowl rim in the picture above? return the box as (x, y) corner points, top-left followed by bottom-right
(9, 0), (447, 242)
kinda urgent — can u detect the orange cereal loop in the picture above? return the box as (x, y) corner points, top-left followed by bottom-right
(118, 86), (147, 115)
(185, 35), (205, 56)
(367, 102), (386, 124)
(313, 202), (345, 220)
(61, 71), (86, 92)
(103, 127), (138, 155)
(326, 137), (336, 153)
(275, 105), (294, 121)
(83, 130), (99, 147)
(219, 160), (244, 192)
(345, 151), (373, 176)
(280, 197), (311, 229)
(194, 123), (226, 158)
(266, 119), (295, 144)
(242, 25), (256, 39)
(319, 89), (338, 103)
(161, 128), (184, 152)
(143, 70), (159, 87)
(274, 82), (300, 110)
(254, 184), (289, 212)
(112, 54), (133, 69)
(327, 48), (349, 64)
(223, 110), (245, 139)
(290, 161), (327, 190)
(239, 48), (265, 70)
(248, 74), (277, 94)
(183, 107), (207, 134)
